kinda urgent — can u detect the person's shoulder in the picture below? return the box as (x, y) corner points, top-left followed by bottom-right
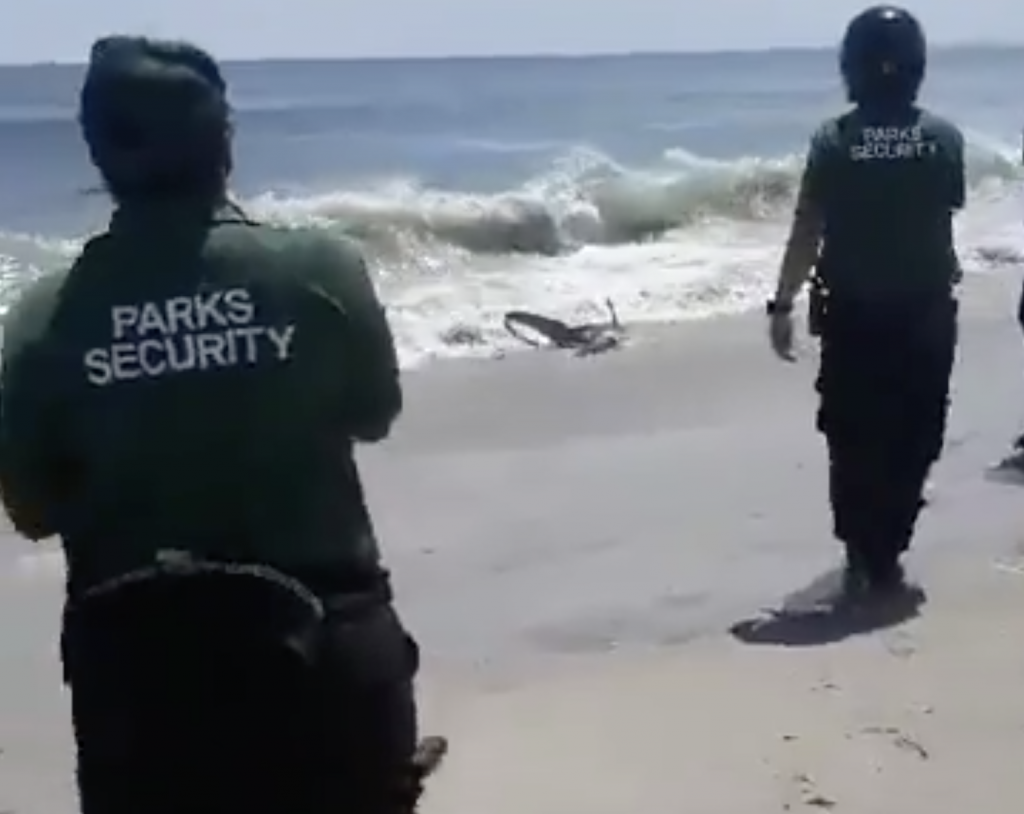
(211, 212), (365, 272)
(257, 222), (366, 275)
(203, 203), (370, 300)
(280, 226), (366, 270)
(812, 113), (844, 136)
(808, 112), (852, 153)
(916, 108), (960, 131)
(916, 109), (965, 147)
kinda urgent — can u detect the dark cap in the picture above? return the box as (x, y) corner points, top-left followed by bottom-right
(840, 6), (926, 106)
(79, 36), (231, 197)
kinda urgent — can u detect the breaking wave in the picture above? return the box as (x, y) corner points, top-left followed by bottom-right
(1, 137), (1021, 367)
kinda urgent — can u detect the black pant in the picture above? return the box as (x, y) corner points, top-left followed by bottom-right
(63, 566), (420, 814)
(1016, 276), (1024, 332)
(815, 295), (957, 573)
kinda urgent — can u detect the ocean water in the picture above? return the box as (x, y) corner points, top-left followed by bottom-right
(1, 46), (1022, 367)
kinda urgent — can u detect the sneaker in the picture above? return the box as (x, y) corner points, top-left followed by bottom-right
(845, 541), (908, 597)
(865, 561), (907, 595)
(841, 545), (870, 598)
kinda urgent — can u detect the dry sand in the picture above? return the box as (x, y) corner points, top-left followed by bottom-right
(418, 557), (1024, 814)
(2, 270), (1024, 812)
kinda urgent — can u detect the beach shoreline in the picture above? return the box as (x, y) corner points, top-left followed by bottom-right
(1, 269), (1023, 812)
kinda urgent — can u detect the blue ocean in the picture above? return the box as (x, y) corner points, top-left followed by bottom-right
(0, 47), (1021, 365)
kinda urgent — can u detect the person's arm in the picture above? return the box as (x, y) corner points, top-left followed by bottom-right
(0, 280), (67, 540)
(307, 236), (402, 443)
(773, 128), (828, 308)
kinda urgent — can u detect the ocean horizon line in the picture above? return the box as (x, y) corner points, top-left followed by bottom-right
(3, 39), (1023, 71)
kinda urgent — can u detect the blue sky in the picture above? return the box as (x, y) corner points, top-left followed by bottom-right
(6, 0), (1024, 64)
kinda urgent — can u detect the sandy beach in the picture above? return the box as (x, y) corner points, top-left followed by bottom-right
(419, 559), (1024, 814)
(2, 269), (1024, 812)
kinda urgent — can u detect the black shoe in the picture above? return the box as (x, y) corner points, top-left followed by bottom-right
(865, 560), (907, 595)
(841, 545), (870, 598)
(844, 542), (907, 595)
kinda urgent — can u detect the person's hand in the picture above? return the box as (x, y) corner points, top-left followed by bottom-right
(769, 310), (797, 361)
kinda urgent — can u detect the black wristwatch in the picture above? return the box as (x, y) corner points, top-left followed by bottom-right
(765, 299), (793, 316)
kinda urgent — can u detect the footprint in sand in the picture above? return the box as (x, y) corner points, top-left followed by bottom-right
(784, 772), (837, 810)
(862, 725), (930, 760)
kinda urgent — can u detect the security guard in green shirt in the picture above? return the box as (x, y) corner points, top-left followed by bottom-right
(0, 36), (440, 814)
(767, 6), (963, 595)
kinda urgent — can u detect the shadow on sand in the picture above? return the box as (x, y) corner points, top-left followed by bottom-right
(728, 567), (926, 648)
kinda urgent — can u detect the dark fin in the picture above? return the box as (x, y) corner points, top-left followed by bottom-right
(605, 298), (620, 330)
(504, 310), (575, 347)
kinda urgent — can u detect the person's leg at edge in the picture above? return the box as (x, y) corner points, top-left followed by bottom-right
(66, 571), (425, 814)
(826, 438), (894, 591)
(874, 306), (956, 586)
(817, 303), (917, 594)
(303, 600), (424, 814)
(69, 652), (189, 814)
(67, 612), (306, 814)
(991, 285), (1024, 471)
(817, 316), (883, 593)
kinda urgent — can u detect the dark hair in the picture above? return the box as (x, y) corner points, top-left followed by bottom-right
(78, 37), (233, 204)
(840, 6), (926, 107)
(89, 119), (233, 204)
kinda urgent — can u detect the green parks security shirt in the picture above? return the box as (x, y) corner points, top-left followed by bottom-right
(0, 201), (401, 591)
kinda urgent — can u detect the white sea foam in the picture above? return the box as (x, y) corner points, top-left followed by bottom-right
(1, 140), (1020, 368)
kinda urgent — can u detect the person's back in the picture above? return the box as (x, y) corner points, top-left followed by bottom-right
(0, 35), (431, 814)
(40, 204), (398, 589)
(813, 105), (962, 301)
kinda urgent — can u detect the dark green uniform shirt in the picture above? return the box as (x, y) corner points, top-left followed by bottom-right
(0, 201), (401, 591)
(803, 106), (964, 299)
